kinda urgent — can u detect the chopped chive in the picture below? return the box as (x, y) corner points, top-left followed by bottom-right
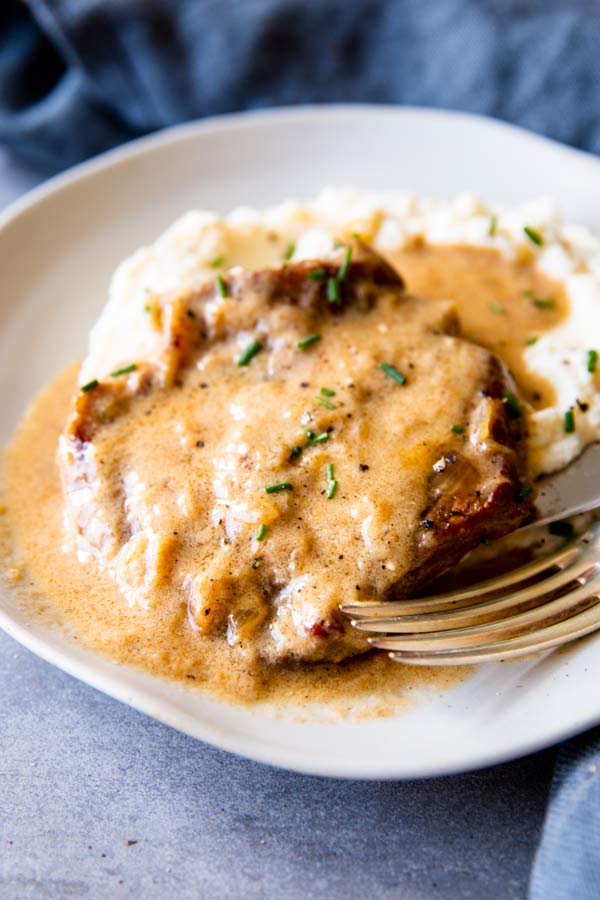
(283, 241), (295, 261)
(265, 482), (293, 494)
(307, 431), (329, 445)
(488, 216), (497, 236)
(564, 409), (575, 433)
(215, 274), (228, 297)
(210, 256), (226, 268)
(320, 386), (336, 397)
(524, 226), (543, 246)
(307, 268), (326, 282)
(352, 232), (362, 240)
(256, 524), (267, 542)
(305, 430), (315, 440)
(338, 246), (352, 281)
(489, 301), (505, 314)
(316, 396), (336, 410)
(326, 462), (337, 499)
(379, 362), (407, 385)
(587, 349), (598, 373)
(503, 389), (523, 418)
(290, 445), (303, 459)
(327, 277), (341, 303)
(332, 237), (343, 249)
(549, 521), (574, 539)
(297, 333), (321, 350)
(237, 340), (263, 366)
(110, 363), (137, 377)
(450, 425), (465, 435)
(144, 304), (151, 312)
(532, 297), (555, 310)
(81, 379), (99, 393)
(517, 485), (533, 502)
(526, 336), (539, 346)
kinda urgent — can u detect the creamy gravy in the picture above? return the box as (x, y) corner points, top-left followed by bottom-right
(388, 245), (568, 408)
(1, 363), (463, 710)
(1, 245), (567, 711)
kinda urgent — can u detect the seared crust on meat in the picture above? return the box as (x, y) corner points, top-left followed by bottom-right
(395, 358), (531, 597)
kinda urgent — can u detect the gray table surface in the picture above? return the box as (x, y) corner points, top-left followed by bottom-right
(0, 149), (556, 900)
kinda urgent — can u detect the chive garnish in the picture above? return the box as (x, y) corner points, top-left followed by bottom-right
(144, 304), (151, 313)
(526, 336), (539, 346)
(503, 390), (522, 417)
(265, 482), (292, 494)
(338, 246), (352, 281)
(215, 274), (228, 297)
(307, 268), (326, 282)
(283, 242), (295, 261)
(307, 431), (329, 445)
(290, 446), (303, 460)
(110, 363), (137, 377)
(380, 362), (407, 385)
(210, 256), (226, 268)
(517, 485), (533, 502)
(81, 379), (99, 393)
(237, 340), (263, 366)
(532, 297), (555, 310)
(326, 463), (338, 499)
(327, 277), (341, 303)
(316, 396), (336, 410)
(451, 425), (465, 434)
(297, 333), (321, 350)
(320, 387), (336, 397)
(587, 349), (598, 373)
(524, 226), (544, 246)
(256, 524), (267, 542)
(564, 409), (575, 433)
(488, 216), (497, 236)
(489, 301), (505, 314)
(549, 521), (574, 539)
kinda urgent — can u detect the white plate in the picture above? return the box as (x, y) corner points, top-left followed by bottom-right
(2, 106), (600, 779)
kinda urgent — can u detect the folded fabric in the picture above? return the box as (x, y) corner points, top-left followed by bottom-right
(1, 0), (600, 171)
(530, 727), (600, 900)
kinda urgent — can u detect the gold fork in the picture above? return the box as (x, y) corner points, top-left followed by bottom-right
(340, 518), (600, 666)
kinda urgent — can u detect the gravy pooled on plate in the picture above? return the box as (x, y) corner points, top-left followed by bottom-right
(3, 240), (569, 703)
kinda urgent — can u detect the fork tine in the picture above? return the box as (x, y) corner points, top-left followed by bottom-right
(369, 572), (600, 651)
(352, 561), (600, 633)
(387, 599), (600, 666)
(340, 535), (588, 619)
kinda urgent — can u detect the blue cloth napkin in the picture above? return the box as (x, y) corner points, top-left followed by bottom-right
(530, 728), (600, 899)
(2, 2), (600, 895)
(2, 0), (600, 172)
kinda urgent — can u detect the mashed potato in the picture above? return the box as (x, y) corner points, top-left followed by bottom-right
(81, 188), (600, 477)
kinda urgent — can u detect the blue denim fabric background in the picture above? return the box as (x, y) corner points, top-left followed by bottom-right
(1, 0), (600, 171)
(1, 2), (600, 896)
